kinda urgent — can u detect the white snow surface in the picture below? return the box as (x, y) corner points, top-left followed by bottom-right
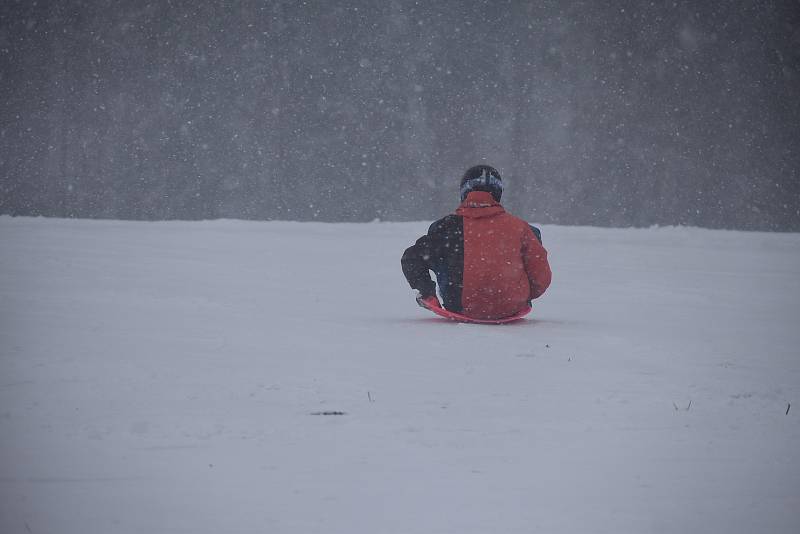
(1, 216), (799, 534)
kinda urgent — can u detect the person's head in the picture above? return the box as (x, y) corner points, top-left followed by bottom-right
(460, 165), (503, 202)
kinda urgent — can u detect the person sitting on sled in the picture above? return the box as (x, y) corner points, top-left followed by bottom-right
(401, 165), (551, 320)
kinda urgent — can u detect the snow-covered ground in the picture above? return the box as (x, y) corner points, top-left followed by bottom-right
(1, 216), (798, 534)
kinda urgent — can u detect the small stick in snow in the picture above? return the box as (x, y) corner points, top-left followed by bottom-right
(368, 391), (374, 403)
(787, 403), (791, 415)
(686, 400), (692, 411)
(673, 402), (679, 411)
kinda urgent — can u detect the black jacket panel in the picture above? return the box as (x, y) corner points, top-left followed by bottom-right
(529, 224), (542, 244)
(401, 215), (464, 312)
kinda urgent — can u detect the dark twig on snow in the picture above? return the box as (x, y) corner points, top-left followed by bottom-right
(787, 403), (791, 415)
(367, 391), (374, 403)
(673, 401), (691, 411)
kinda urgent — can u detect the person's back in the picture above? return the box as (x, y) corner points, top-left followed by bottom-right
(401, 165), (551, 320)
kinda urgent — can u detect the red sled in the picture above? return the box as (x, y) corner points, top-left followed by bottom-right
(418, 299), (532, 324)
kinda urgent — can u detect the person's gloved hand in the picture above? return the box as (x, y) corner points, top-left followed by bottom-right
(416, 293), (441, 309)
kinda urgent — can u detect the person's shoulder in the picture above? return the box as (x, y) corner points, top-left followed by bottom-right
(501, 210), (543, 243)
(499, 210), (530, 229)
(428, 213), (461, 234)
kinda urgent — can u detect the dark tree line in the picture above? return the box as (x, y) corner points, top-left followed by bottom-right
(1, 0), (798, 230)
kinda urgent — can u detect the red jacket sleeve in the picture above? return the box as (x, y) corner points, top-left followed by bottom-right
(521, 226), (551, 299)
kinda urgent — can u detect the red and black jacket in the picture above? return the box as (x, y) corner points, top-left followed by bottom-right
(402, 191), (551, 320)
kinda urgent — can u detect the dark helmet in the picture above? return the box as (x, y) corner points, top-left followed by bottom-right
(460, 165), (503, 202)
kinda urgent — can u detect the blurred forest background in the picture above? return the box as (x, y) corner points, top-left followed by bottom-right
(1, 0), (798, 230)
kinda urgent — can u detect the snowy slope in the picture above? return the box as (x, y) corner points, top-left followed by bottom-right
(1, 216), (798, 534)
